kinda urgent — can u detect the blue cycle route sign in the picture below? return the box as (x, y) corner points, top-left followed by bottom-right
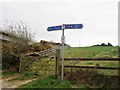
(47, 24), (83, 31)
(47, 25), (62, 31)
(65, 24), (83, 29)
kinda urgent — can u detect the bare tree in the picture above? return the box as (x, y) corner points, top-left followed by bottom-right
(3, 21), (35, 54)
(4, 21), (34, 43)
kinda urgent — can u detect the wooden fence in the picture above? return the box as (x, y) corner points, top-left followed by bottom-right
(54, 52), (120, 78)
(61, 58), (120, 70)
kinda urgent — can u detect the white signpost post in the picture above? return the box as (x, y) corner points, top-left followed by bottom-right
(61, 24), (65, 81)
(47, 23), (83, 81)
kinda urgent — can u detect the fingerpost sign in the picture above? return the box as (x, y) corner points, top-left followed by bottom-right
(47, 23), (83, 81)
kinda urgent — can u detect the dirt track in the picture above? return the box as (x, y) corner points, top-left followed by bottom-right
(1, 74), (37, 89)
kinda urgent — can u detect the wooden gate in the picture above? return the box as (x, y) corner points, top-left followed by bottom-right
(19, 48), (60, 78)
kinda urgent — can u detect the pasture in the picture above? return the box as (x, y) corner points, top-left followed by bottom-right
(64, 46), (118, 58)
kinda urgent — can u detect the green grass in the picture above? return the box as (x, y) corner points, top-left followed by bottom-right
(64, 46), (118, 58)
(19, 76), (72, 88)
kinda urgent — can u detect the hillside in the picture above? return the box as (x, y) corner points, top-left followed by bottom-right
(64, 46), (118, 58)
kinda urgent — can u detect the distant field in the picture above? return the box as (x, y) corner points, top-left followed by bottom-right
(64, 46), (118, 58)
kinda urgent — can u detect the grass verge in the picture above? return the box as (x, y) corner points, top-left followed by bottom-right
(2, 71), (19, 78)
(19, 76), (72, 89)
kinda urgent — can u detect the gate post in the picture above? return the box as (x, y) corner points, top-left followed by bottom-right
(19, 54), (23, 72)
(54, 49), (60, 78)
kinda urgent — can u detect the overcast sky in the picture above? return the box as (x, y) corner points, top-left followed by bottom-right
(0, 0), (119, 47)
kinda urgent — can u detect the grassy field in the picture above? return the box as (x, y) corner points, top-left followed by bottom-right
(64, 46), (118, 58)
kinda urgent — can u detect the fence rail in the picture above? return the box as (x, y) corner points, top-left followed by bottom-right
(55, 57), (120, 78)
(62, 65), (120, 70)
(60, 58), (119, 61)
(25, 47), (56, 57)
(40, 48), (56, 57)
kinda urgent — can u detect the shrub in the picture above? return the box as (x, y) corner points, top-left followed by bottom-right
(2, 52), (19, 71)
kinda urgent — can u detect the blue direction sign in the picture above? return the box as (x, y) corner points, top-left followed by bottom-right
(47, 25), (62, 31)
(47, 24), (83, 31)
(65, 24), (83, 29)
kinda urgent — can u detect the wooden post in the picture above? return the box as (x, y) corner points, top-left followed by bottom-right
(54, 49), (60, 78)
(19, 54), (24, 72)
(19, 56), (22, 72)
